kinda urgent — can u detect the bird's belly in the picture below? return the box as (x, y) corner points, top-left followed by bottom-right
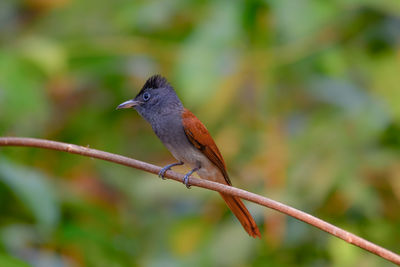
(196, 162), (223, 182)
(165, 142), (223, 182)
(165, 141), (203, 165)
(153, 117), (225, 182)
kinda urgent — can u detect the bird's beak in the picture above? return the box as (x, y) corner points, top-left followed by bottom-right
(116, 99), (140, 110)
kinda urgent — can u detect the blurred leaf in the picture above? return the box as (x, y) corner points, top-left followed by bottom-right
(168, 217), (209, 257)
(0, 254), (31, 267)
(336, 0), (400, 15)
(328, 236), (360, 267)
(124, 0), (182, 31)
(19, 36), (67, 76)
(175, 0), (242, 107)
(209, 222), (255, 266)
(308, 76), (389, 135)
(1, 225), (76, 267)
(0, 159), (59, 231)
(380, 122), (400, 150)
(272, 0), (337, 43)
(0, 52), (50, 136)
(370, 53), (400, 121)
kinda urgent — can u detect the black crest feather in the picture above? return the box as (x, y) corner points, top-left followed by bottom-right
(139, 75), (170, 95)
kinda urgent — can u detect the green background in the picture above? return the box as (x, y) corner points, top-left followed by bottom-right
(0, 0), (400, 266)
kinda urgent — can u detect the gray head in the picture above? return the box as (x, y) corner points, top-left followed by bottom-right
(117, 75), (183, 123)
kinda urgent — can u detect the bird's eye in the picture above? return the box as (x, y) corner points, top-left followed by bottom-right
(143, 92), (151, 101)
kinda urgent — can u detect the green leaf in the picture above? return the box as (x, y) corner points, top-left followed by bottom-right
(0, 254), (31, 267)
(272, 0), (338, 43)
(175, 0), (242, 107)
(0, 159), (60, 231)
(19, 36), (67, 76)
(0, 51), (50, 136)
(328, 236), (360, 266)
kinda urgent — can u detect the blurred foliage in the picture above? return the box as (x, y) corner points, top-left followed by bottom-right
(0, 0), (400, 266)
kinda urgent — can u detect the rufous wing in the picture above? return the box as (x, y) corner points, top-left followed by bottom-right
(182, 108), (261, 238)
(181, 108), (231, 185)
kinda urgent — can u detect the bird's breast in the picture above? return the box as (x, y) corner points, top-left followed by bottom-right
(151, 114), (224, 182)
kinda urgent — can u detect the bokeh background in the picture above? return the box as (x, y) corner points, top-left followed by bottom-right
(1, 0), (400, 266)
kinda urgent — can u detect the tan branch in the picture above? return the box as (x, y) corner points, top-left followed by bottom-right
(0, 137), (399, 265)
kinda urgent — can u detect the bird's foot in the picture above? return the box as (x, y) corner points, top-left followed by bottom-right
(158, 162), (183, 180)
(183, 174), (191, 189)
(182, 167), (200, 189)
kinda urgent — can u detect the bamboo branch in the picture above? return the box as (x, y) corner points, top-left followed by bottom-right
(0, 137), (399, 265)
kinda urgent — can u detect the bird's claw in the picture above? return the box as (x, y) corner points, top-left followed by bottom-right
(158, 168), (168, 180)
(158, 162), (184, 180)
(182, 166), (199, 189)
(183, 174), (191, 189)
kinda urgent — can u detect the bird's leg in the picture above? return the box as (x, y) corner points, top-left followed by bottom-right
(158, 161), (184, 179)
(183, 167), (200, 189)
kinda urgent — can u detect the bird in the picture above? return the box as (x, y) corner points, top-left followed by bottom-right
(117, 75), (261, 238)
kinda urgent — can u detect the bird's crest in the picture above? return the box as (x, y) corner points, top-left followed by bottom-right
(138, 75), (171, 95)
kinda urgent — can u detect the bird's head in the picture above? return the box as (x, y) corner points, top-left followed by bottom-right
(117, 75), (183, 122)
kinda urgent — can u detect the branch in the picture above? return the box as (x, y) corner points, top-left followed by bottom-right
(0, 137), (399, 265)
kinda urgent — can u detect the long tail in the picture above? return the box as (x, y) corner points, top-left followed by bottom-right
(219, 193), (261, 238)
